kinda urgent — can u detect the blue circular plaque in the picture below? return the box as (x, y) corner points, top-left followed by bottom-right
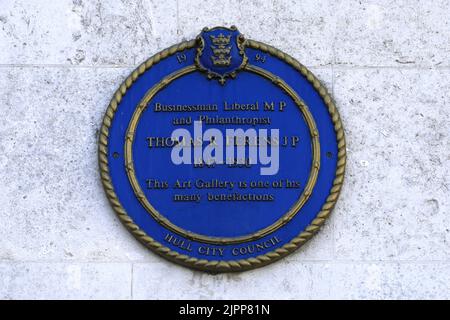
(99, 26), (346, 272)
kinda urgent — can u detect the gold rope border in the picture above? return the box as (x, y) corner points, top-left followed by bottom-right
(98, 38), (346, 272)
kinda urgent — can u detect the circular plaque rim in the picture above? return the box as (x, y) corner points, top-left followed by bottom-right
(98, 37), (346, 272)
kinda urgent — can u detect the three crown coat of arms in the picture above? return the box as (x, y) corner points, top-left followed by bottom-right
(195, 26), (248, 84)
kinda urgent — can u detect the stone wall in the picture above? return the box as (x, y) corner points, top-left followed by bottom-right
(0, 0), (449, 299)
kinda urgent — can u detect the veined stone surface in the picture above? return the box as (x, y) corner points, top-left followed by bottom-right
(0, 0), (449, 299)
